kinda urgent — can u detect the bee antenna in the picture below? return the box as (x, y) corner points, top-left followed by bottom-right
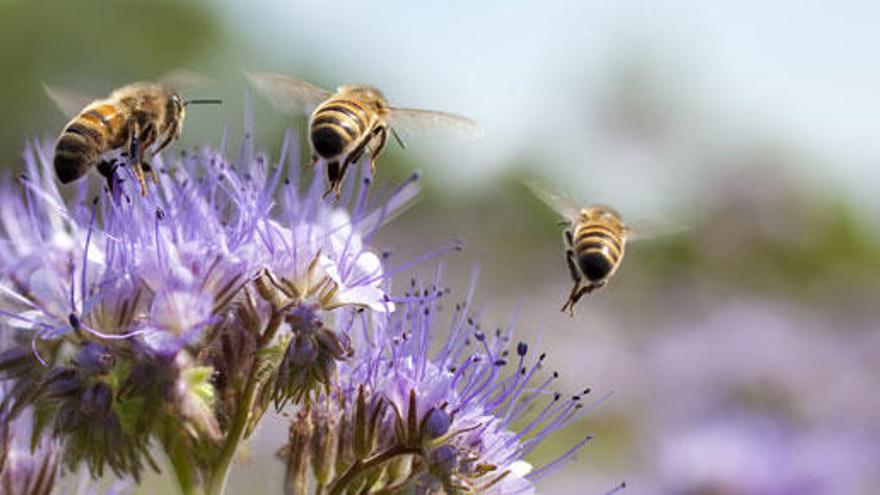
(390, 126), (406, 150)
(184, 98), (223, 106)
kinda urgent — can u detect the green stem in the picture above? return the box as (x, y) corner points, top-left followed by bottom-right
(204, 311), (283, 495)
(168, 440), (199, 495)
(327, 446), (421, 495)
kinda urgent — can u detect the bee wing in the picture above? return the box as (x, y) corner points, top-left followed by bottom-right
(626, 216), (687, 242)
(245, 71), (333, 114)
(388, 107), (484, 138)
(523, 180), (581, 220)
(158, 69), (214, 90)
(43, 84), (98, 119)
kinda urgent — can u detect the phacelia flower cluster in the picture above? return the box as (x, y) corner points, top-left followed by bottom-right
(280, 275), (598, 494)
(0, 122), (596, 494)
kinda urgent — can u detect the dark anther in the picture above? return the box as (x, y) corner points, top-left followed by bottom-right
(363, 177), (371, 185)
(517, 342), (528, 356)
(284, 178), (291, 185)
(552, 371), (559, 378)
(493, 359), (506, 367)
(474, 331), (485, 342)
(539, 352), (547, 361)
(572, 395), (581, 401)
(553, 392), (561, 401)
(156, 207), (165, 220)
(68, 313), (80, 328)
(91, 196), (99, 205)
(467, 318), (474, 326)
(583, 388), (591, 395)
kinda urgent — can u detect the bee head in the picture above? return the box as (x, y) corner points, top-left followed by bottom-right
(170, 92), (186, 119)
(166, 92), (186, 139)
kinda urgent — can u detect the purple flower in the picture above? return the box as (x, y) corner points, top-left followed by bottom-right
(0, 119), (428, 488)
(655, 415), (880, 495)
(281, 276), (597, 494)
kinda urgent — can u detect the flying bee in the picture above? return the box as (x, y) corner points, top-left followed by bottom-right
(526, 181), (677, 316)
(46, 75), (221, 195)
(247, 72), (482, 199)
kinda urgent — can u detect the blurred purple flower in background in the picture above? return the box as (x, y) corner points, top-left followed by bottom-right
(631, 301), (880, 494)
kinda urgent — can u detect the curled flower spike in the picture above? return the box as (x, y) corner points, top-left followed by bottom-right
(271, 303), (353, 407)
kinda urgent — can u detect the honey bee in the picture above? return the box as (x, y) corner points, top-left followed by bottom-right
(46, 77), (221, 195)
(527, 181), (669, 316)
(247, 72), (481, 199)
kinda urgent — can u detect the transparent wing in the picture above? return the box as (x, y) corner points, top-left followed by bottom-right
(523, 180), (581, 220)
(43, 84), (97, 119)
(626, 215), (687, 242)
(158, 69), (213, 90)
(388, 107), (484, 138)
(245, 71), (332, 114)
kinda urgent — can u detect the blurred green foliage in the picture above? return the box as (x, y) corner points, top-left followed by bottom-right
(0, 0), (225, 167)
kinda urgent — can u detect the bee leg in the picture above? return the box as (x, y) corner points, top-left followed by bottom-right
(96, 160), (117, 191)
(132, 123), (160, 195)
(368, 127), (388, 174)
(566, 284), (598, 316)
(323, 161), (341, 199)
(141, 161), (159, 185)
(562, 249), (582, 316)
(126, 123), (148, 196)
(308, 154), (319, 168)
(152, 127), (175, 157)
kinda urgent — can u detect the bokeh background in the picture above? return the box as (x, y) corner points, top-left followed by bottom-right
(3, 0), (880, 493)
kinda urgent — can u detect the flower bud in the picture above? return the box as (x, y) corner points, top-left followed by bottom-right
(421, 407), (451, 440)
(284, 410), (312, 495)
(310, 406), (339, 486)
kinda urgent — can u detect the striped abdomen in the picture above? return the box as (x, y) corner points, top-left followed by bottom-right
(573, 222), (626, 281)
(309, 97), (374, 160)
(54, 103), (121, 183)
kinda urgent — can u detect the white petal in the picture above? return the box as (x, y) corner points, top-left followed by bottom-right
(353, 251), (382, 279)
(317, 254), (343, 285)
(508, 460), (533, 477)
